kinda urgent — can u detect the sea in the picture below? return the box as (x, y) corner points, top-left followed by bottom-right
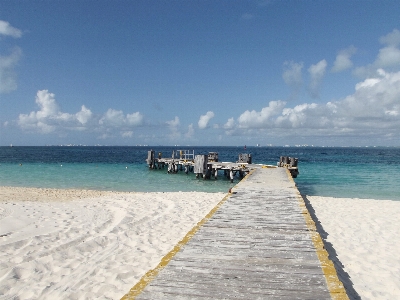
(0, 146), (399, 201)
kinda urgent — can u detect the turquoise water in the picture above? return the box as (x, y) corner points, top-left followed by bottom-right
(0, 162), (234, 192)
(296, 162), (400, 200)
(1, 146), (399, 200)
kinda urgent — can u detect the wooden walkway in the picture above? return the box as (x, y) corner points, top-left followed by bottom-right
(123, 168), (347, 299)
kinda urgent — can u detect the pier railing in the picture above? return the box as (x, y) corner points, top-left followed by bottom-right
(173, 150), (195, 161)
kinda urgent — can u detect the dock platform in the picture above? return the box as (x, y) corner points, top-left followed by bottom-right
(122, 167), (347, 299)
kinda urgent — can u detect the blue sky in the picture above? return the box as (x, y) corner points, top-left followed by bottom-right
(1, 0), (400, 146)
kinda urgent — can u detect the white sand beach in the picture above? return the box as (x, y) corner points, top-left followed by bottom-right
(307, 196), (400, 300)
(0, 187), (225, 299)
(1, 187), (400, 300)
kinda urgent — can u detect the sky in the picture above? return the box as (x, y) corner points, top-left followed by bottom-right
(1, 0), (400, 146)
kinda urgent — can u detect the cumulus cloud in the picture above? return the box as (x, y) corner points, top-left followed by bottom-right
(0, 47), (22, 93)
(354, 29), (400, 77)
(0, 21), (23, 94)
(282, 61), (303, 99)
(238, 100), (286, 128)
(374, 46), (400, 69)
(126, 112), (143, 126)
(224, 117), (235, 129)
(76, 105), (92, 124)
(165, 116), (181, 139)
(166, 116), (180, 127)
(185, 123), (194, 138)
(332, 46), (357, 72)
(0, 20), (22, 38)
(198, 111), (215, 129)
(308, 59), (327, 99)
(99, 109), (124, 126)
(121, 131), (133, 138)
(17, 90), (144, 137)
(99, 109), (143, 128)
(379, 29), (400, 47)
(373, 29), (400, 71)
(18, 90), (93, 133)
(226, 69), (400, 138)
(338, 69), (400, 119)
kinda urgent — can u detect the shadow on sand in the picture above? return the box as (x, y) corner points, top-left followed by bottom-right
(302, 194), (361, 300)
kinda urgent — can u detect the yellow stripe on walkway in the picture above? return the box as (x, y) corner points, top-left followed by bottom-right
(121, 171), (255, 299)
(286, 169), (349, 300)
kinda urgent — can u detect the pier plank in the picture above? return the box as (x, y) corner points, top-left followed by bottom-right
(134, 168), (335, 299)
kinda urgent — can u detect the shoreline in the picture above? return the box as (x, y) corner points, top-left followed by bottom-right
(1, 186), (399, 299)
(0, 186), (134, 202)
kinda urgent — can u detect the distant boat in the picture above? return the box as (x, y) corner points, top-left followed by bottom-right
(244, 145), (246, 150)
(10, 144), (13, 147)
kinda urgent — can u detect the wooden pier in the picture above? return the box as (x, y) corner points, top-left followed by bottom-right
(122, 167), (347, 299)
(145, 149), (299, 180)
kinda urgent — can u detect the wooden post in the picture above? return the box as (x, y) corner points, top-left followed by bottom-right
(194, 155), (208, 178)
(283, 156), (289, 165)
(238, 153), (252, 164)
(146, 150), (155, 169)
(290, 157), (298, 167)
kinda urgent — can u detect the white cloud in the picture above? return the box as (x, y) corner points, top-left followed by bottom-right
(166, 116), (180, 127)
(185, 123), (194, 138)
(332, 46), (357, 72)
(18, 90), (91, 133)
(379, 29), (400, 47)
(308, 59), (327, 99)
(99, 109), (125, 126)
(338, 69), (400, 119)
(0, 20), (22, 38)
(276, 102), (329, 129)
(76, 105), (92, 124)
(36, 90), (60, 118)
(121, 131), (133, 138)
(224, 117), (235, 129)
(238, 100), (286, 128)
(98, 133), (110, 140)
(354, 29), (400, 77)
(126, 112), (143, 126)
(198, 111), (215, 129)
(99, 109), (143, 128)
(166, 116), (181, 140)
(374, 46), (400, 68)
(282, 61), (303, 99)
(0, 47), (22, 93)
(17, 90), (144, 136)
(228, 70), (400, 138)
(0, 21), (22, 94)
